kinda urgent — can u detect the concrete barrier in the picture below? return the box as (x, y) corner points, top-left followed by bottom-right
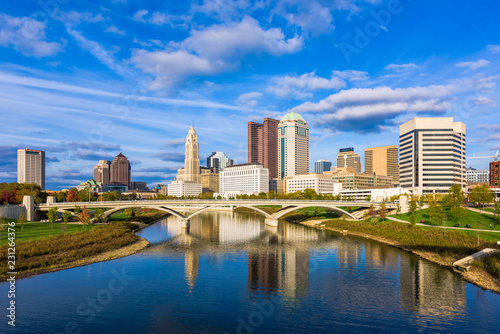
(0, 205), (27, 219)
(453, 248), (500, 271)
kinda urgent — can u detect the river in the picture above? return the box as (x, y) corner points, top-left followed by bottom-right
(1, 211), (500, 333)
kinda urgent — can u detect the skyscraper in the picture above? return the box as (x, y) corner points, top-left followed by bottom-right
(336, 148), (361, 172)
(94, 160), (111, 185)
(184, 126), (201, 183)
(399, 117), (466, 195)
(314, 160), (332, 174)
(110, 153), (131, 188)
(278, 112), (309, 179)
(17, 149), (45, 190)
(207, 151), (233, 173)
(365, 145), (399, 184)
(248, 118), (279, 179)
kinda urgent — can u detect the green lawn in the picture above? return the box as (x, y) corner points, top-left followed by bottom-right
(391, 208), (500, 231)
(0, 219), (96, 246)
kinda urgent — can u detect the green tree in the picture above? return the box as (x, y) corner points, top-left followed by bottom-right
(378, 201), (388, 222)
(62, 211), (72, 233)
(18, 212), (26, 232)
(419, 195), (425, 211)
(396, 203), (401, 218)
(368, 204), (377, 221)
(0, 217), (5, 239)
(74, 205), (81, 215)
(446, 185), (467, 225)
(47, 206), (58, 229)
(469, 184), (494, 210)
(94, 208), (108, 224)
(79, 206), (90, 229)
(494, 202), (500, 229)
(409, 197), (418, 226)
(428, 199), (439, 224)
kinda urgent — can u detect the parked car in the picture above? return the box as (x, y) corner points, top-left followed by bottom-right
(465, 224), (471, 228)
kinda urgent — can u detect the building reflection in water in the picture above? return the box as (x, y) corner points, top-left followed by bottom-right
(400, 255), (466, 319)
(184, 249), (199, 290)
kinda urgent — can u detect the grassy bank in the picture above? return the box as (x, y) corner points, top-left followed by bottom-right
(392, 208), (499, 231)
(323, 219), (496, 264)
(0, 221), (139, 280)
(0, 220), (97, 246)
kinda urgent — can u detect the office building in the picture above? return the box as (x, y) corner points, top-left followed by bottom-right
(167, 181), (202, 197)
(490, 161), (500, 187)
(326, 167), (392, 189)
(399, 117), (466, 195)
(278, 113), (309, 179)
(183, 126), (201, 183)
(131, 181), (148, 190)
(285, 174), (341, 194)
(17, 149), (45, 190)
(365, 145), (399, 183)
(466, 168), (489, 184)
(248, 118), (280, 179)
(314, 160), (332, 174)
(93, 160), (110, 185)
(200, 172), (219, 194)
(218, 163), (269, 198)
(207, 151), (233, 173)
(338, 187), (406, 201)
(336, 148), (361, 172)
(110, 153), (131, 188)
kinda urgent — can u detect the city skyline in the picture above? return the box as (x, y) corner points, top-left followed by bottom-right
(0, 1), (499, 190)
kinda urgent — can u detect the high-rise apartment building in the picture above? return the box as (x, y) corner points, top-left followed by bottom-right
(110, 153), (131, 188)
(490, 161), (499, 187)
(336, 148), (361, 172)
(207, 151), (233, 173)
(93, 160), (110, 185)
(17, 149), (45, 190)
(248, 118), (279, 179)
(399, 117), (466, 195)
(184, 126), (201, 183)
(365, 145), (399, 183)
(278, 113), (309, 179)
(314, 160), (332, 174)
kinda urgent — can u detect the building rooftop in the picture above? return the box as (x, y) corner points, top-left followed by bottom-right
(280, 112), (306, 122)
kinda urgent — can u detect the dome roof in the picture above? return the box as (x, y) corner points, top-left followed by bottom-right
(280, 112), (306, 122)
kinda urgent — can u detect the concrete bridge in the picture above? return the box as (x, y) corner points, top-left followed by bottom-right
(32, 197), (405, 227)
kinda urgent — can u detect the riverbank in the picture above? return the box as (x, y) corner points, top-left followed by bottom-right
(299, 218), (500, 294)
(0, 213), (167, 281)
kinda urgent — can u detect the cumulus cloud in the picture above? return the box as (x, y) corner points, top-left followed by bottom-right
(272, 0), (334, 34)
(487, 44), (500, 53)
(162, 138), (186, 148)
(237, 92), (263, 103)
(290, 85), (456, 132)
(385, 63), (419, 72)
(131, 16), (303, 89)
(132, 9), (149, 23)
(0, 13), (63, 57)
(105, 25), (126, 35)
(473, 97), (494, 106)
(56, 11), (105, 26)
(267, 70), (368, 99)
(455, 59), (490, 70)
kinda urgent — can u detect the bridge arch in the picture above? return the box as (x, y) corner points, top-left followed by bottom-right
(101, 205), (187, 221)
(271, 205), (356, 220)
(187, 204), (275, 221)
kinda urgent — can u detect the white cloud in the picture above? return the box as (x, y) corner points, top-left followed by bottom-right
(132, 9), (149, 23)
(131, 16), (303, 89)
(473, 96), (494, 105)
(487, 44), (500, 53)
(455, 59), (490, 70)
(384, 63), (419, 72)
(0, 13), (63, 57)
(267, 70), (368, 99)
(290, 85), (456, 132)
(56, 11), (105, 26)
(105, 25), (126, 35)
(275, 1), (334, 34)
(237, 92), (263, 102)
(66, 28), (128, 77)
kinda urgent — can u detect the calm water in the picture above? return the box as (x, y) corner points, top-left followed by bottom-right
(2, 211), (500, 333)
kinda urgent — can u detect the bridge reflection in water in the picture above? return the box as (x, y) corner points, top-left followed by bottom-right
(138, 211), (468, 322)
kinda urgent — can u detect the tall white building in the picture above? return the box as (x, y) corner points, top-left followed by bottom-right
(184, 126), (200, 183)
(399, 117), (466, 195)
(278, 112), (309, 179)
(17, 149), (45, 190)
(218, 163), (269, 198)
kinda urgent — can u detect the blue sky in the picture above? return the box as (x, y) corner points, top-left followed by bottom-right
(0, 0), (499, 190)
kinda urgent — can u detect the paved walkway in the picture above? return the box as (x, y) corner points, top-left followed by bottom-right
(386, 216), (500, 233)
(466, 207), (495, 216)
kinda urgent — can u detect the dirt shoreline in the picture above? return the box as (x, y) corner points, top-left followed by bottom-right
(300, 219), (500, 294)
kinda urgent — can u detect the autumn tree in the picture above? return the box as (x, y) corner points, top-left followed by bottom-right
(79, 206), (91, 229)
(18, 212), (26, 232)
(378, 201), (388, 222)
